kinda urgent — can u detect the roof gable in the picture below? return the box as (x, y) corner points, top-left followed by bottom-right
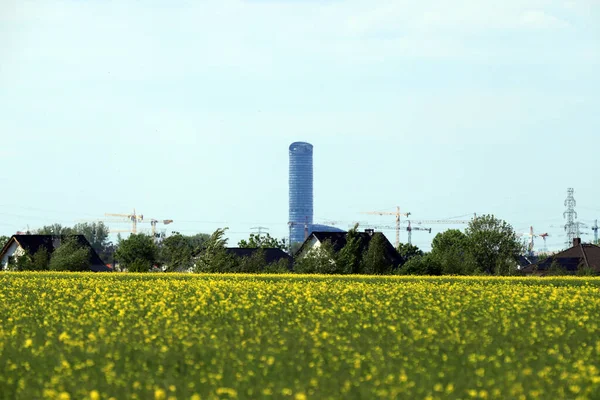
(522, 242), (600, 274)
(0, 235), (109, 271)
(295, 231), (403, 267)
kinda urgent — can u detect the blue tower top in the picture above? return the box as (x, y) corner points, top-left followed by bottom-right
(289, 142), (314, 245)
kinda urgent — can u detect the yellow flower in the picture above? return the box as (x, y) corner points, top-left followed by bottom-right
(155, 389), (166, 400)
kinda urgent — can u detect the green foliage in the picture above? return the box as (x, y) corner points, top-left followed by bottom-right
(362, 233), (393, 275)
(397, 243), (423, 261)
(160, 233), (195, 272)
(465, 215), (523, 275)
(577, 265), (597, 276)
(114, 234), (158, 273)
(194, 229), (236, 273)
(397, 254), (442, 275)
(238, 233), (286, 250)
(294, 241), (341, 274)
(0, 235), (9, 250)
(430, 229), (477, 275)
(35, 224), (76, 236)
(31, 247), (50, 271)
(263, 258), (291, 273)
(336, 225), (364, 274)
(49, 238), (91, 272)
(73, 222), (110, 259)
(236, 249), (267, 273)
(8, 254), (32, 271)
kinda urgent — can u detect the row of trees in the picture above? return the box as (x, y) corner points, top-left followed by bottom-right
(398, 215), (524, 275)
(114, 230), (288, 273)
(8, 237), (93, 272)
(0, 215), (544, 275)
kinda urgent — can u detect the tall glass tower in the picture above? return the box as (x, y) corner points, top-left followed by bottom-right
(289, 142), (313, 245)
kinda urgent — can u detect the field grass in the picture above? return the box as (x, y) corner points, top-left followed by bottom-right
(1, 273), (600, 399)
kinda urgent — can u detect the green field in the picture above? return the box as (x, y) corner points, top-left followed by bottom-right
(1, 273), (600, 399)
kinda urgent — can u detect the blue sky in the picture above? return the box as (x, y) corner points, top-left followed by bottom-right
(1, 0), (599, 251)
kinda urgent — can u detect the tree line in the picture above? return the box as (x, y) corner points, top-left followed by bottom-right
(4, 215), (590, 275)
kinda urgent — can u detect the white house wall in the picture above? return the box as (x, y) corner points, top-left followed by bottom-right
(298, 237), (321, 259)
(1, 242), (24, 270)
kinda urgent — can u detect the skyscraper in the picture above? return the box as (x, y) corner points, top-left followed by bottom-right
(289, 142), (313, 245)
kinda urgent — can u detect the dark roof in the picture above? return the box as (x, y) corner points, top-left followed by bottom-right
(296, 231), (403, 268)
(522, 242), (600, 274)
(1, 235), (110, 272)
(225, 248), (293, 270)
(518, 255), (539, 268)
(226, 248), (292, 263)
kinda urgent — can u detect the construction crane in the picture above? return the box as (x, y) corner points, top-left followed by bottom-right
(149, 219), (174, 238)
(104, 210), (173, 238)
(517, 226), (548, 256)
(406, 221), (432, 245)
(105, 210), (144, 234)
(361, 206), (411, 248)
(539, 233), (550, 253)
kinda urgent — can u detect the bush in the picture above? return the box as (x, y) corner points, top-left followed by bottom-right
(49, 238), (91, 272)
(115, 234), (158, 273)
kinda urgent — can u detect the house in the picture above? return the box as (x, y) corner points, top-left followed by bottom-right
(295, 230), (403, 269)
(521, 238), (600, 276)
(517, 255), (539, 270)
(0, 235), (111, 272)
(225, 248), (293, 270)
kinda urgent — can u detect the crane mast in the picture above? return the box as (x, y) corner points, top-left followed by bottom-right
(361, 206), (410, 248)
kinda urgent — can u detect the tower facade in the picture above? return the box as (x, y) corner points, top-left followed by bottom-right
(289, 142), (313, 245)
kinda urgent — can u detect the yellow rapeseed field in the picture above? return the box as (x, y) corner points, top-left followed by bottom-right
(1, 273), (600, 399)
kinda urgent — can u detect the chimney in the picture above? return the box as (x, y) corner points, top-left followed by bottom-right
(364, 229), (375, 236)
(573, 238), (582, 247)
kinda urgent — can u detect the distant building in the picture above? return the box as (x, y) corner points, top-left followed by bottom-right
(295, 230), (403, 269)
(521, 238), (600, 276)
(289, 142), (314, 245)
(0, 235), (110, 272)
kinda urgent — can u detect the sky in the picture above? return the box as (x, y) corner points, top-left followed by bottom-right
(0, 0), (599, 252)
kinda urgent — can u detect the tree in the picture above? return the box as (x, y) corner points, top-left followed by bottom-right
(465, 215), (523, 275)
(114, 234), (159, 272)
(160, 233), (195, 272)
(194, 228), (236, 273)
(336, 224), (364, 274)
(397, 243), (423, 261)
(31, 247), (50, 271)
(236, 249), (267, 273)
(362, 233), (393, 275)
(35, 224), (75, 236)
(396, 254), (442, 275)
(430, 229), (476, 275)
(238, 233), (286, 250)
(0, 235), (9, 249)
(49, 237), (91, 271)
(73, 222), (111, 259)
(186, 233), (211, 253)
